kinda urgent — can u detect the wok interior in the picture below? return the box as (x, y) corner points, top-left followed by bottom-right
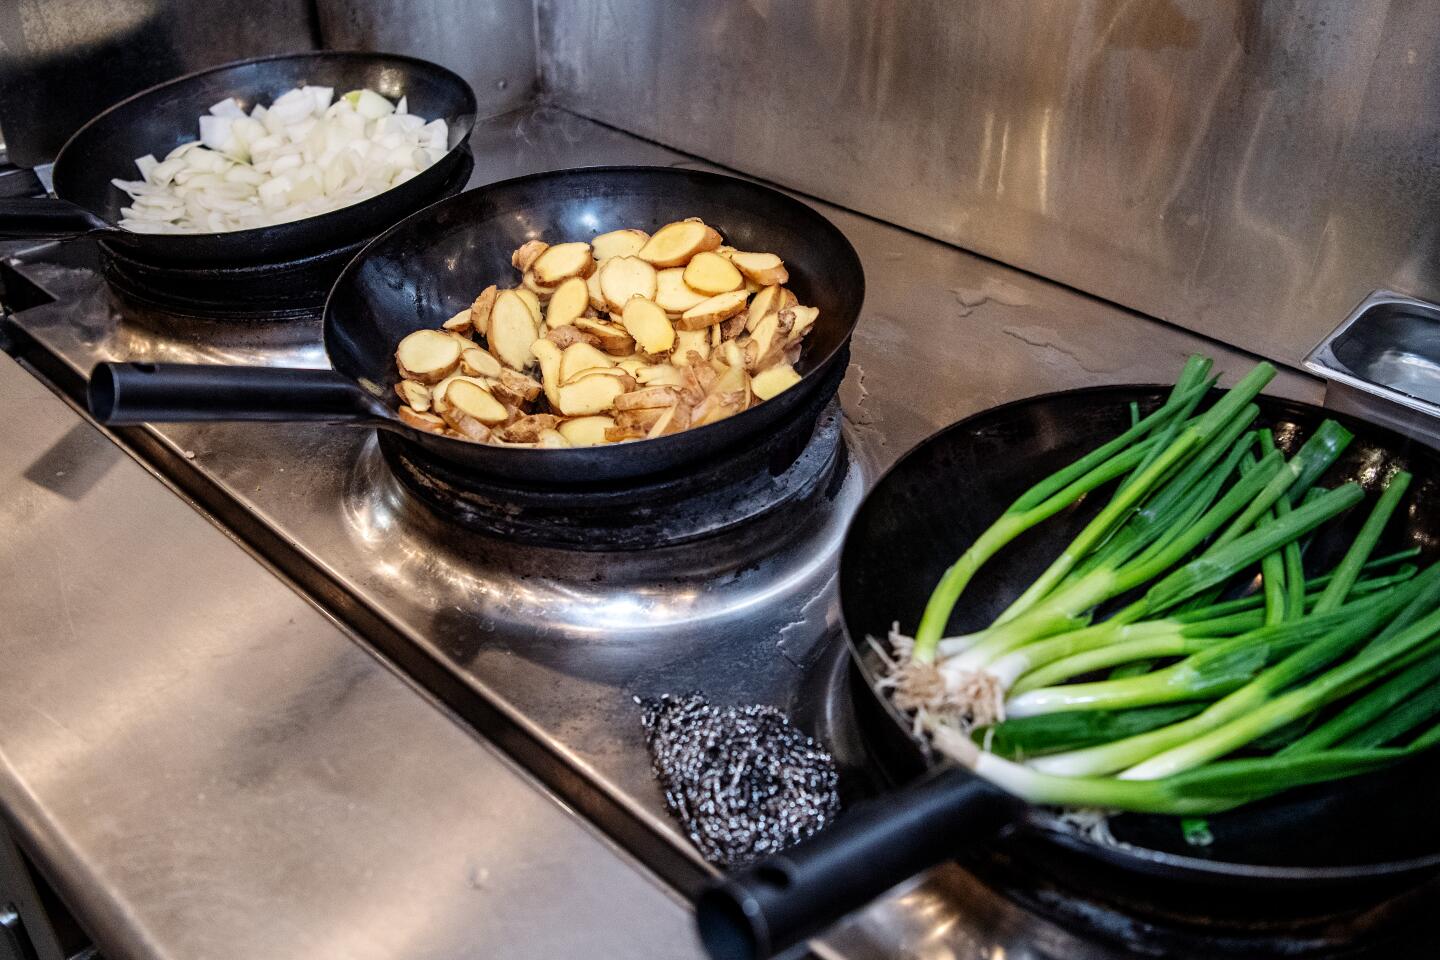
(325, 167), (862, 410)
(55, 53), (475, 224)
(841, 386), (1440, 870)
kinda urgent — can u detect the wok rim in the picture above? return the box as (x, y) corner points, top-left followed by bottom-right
(319, 163), (866, 465)
(50, 49), (480, 244)
(840, 381), (1440, 882)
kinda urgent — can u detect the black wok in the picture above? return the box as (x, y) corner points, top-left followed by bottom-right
(88, 166), (865, 486)
(699, 386), (1440, 960)
(0, 51), (477, 266)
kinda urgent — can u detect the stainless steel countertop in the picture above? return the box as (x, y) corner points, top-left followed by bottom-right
(0, 351), (701, 960)
(0, 103), (1327, 960)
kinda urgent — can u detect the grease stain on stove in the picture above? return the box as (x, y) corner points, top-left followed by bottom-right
(1000, 324), (1129, 376)
(841, 360), (876, 427)
(775, 572), (839, 669)
(950, 276), (1032, 317)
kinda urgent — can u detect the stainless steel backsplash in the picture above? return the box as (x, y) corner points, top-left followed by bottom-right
(0, 0), (317, 166)
(6, 0), (1436, 368)
(537, 0), (1440, 368)
(0, 0), (537, 167)
(314, 0), (536, 118)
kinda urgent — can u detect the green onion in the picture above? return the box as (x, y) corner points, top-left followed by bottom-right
(909, 375), (1212, 660)
(1281, 649), (1440, 755)
(1311, 471), (1411, 614)
(896, 357), (1438, 818)
(1208, 424), (1352, 552)
(1337, 673), (1440, 749)
(934, 721), (1421, 815)
(983, 703), (1208, 760)
(1163, 563), (1417, 624)
(1009, 598), (1391, 723)
(1116, 357), (1215, 494)
(984, 364), (1272, 632)
(947, 442), (1283, 673)
(1142, 483), (1364, 613)
(1062, 410), (1257, 588)
(1118, 606), (1440, 780)
(1252, 434), (1286, 627)
(1021, 581), (1423, 776)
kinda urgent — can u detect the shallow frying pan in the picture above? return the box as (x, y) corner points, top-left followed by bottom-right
(698, 386), (1440, 960)
(88, 167), (865, 486)
(0, 51), (477, 266)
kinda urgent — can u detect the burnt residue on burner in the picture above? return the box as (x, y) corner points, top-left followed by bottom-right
(639, 693), (840, 869)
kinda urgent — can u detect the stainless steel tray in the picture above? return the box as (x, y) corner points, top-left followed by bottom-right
(1306, 290), (1440, 448)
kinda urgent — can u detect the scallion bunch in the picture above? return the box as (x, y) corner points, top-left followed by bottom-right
(887, 357), (1439, 815)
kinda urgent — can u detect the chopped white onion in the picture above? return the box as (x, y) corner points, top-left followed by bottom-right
(208, 97), (246, 119)
(113, 85), (449, 234)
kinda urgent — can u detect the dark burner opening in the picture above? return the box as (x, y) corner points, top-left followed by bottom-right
(962, 842), (1439, 958)
(380, 361), (848, 550)
(99, 147), (474, 322)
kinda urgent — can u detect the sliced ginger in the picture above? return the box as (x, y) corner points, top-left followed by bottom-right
(683, 251), (744, 295)
(488, 290), (539, 371)
(620, 298), (677, 355)
(638, 219), (723, 267)
(393, 216), (821, 447)
(531, 241), (594, 286)
(396, 329), (463, 384)
(677, 290), (748, 330)
(600, 256), (658, 313)
(545, 276), (590, 328)
(592, 228), (649, 260)
(655, 267), (709, 315)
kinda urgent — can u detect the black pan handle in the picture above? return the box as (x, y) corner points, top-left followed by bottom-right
(696, 766), (1021, 960)
(88, 362), (388, 426)
(0, 197), (112, 240)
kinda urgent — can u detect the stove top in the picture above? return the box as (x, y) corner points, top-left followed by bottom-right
(1, 106), (1425, 960)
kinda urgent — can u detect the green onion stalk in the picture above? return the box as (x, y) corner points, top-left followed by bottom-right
(934, 718), (1439, 815)
(936, 473), (1359, 699)
(985, 366), (1277, 631)
(1023, 563), (1440, 778)
(890, 356), (1438, 817)
(1002, 569), (1417, 694)
(910, 356), (1222, 662)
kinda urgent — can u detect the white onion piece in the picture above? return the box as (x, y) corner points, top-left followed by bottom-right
(208, 97), (245, 119)
(114, 85), (449, 234)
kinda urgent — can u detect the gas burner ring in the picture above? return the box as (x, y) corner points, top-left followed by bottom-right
(380, 397), (847, 550)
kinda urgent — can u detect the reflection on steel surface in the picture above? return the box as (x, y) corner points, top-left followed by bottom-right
(539, 0), (1440, 368)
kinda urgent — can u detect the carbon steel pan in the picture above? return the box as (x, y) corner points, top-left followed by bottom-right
(697, 385), (1440, 960)
(0, 51), (477, 265)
